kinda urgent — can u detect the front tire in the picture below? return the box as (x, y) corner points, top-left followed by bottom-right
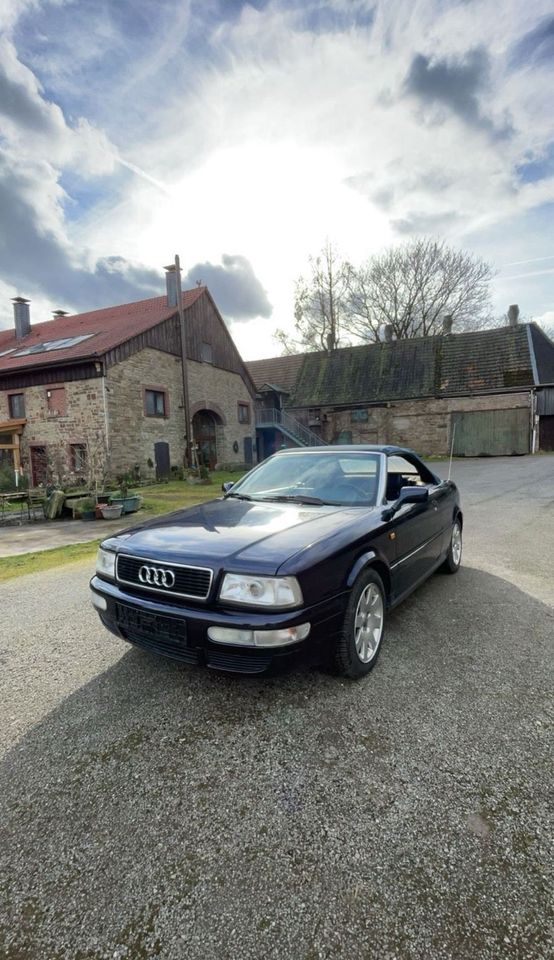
(334, 568), (386, 679)
(442, 519), (462, 574)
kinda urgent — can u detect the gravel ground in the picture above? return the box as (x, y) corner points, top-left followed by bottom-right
(0, 456), (552, 960)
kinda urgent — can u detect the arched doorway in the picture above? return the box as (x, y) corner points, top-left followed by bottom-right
(193, 410), (219, 469)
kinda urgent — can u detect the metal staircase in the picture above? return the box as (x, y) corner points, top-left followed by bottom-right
(255, 408), (327, 447)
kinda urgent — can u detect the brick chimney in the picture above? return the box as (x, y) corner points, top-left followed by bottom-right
(12, 297), (31, 339)
(508, 304), (519, 327)
(164, 264), (178, 307)
(442, 314), (453, 334)
(384, 325), (393, 342)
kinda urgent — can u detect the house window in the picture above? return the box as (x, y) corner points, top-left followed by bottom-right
(238, 402), (250, 424)
(201, 342), (213, 363)
(70, 443), (87, 472)
(351, 409), (368, 422)
(46, 386), (66, 416)
(8, 393), (25, 418)
(145, 388), (167, 417)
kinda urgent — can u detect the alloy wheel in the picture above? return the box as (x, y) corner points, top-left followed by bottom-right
(354, 583), (384, 663)
(452, 522), (462, 566)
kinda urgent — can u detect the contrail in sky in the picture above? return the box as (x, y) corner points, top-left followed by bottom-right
(503, 254), (554, 268)
(501, 268), (554, 281)
(117, 157), (171, 196)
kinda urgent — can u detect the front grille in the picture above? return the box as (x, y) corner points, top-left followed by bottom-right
(206, 649), (273, 674)
(116, 554), (212, 600)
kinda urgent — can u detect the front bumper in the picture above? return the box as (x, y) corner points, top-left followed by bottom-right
(90, 576), (346, 675)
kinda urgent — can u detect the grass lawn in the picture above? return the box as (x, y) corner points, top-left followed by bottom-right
(138, 471), (244, 517)
(0, 470), (245, 583)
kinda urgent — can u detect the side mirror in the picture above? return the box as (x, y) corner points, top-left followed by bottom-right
(222, 481), (235, 494)
(382, 485), (429, 520)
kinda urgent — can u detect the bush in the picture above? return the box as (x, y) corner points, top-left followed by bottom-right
(0, 467), (29, 493)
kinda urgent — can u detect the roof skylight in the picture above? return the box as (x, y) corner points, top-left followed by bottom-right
(12, 334), (95, 357)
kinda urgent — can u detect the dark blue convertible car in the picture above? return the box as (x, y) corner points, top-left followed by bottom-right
(91, 446), (462, 678)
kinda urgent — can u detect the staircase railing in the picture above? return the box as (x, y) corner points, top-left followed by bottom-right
(255, 408), (327, 446)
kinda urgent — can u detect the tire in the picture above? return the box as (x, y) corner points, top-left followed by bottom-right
(334, 568), (386, 679)
(441, 519), (462, 574)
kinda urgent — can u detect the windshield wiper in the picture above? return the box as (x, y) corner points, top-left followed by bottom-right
(260, 494), (329, 505)
(225, 492), (253, 501)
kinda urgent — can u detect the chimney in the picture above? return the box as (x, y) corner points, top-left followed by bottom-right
(12, 297), (31, 339)
(164, 264), (178, 307)
(508, 304), (519, 327)
(384, 324), (393, 342)
(52, 309), (68, 318)
(442, 314), (453, 334)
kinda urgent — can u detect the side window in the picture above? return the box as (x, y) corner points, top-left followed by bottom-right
(144, 388), (167, 417)
(386, 455), (434, 501)
(9, 393), (25, 418)
(238, 402), (250, 424)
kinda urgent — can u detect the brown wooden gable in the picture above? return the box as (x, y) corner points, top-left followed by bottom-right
(185, 289), (258, 397)
(0, 362), (102, 391)
(102, 314), (182, 368)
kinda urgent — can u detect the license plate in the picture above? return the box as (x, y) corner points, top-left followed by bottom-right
(116, 603), (187, 643)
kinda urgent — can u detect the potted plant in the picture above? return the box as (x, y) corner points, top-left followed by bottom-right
(78, 497), (96, 521)
(109, 472), (142, 514)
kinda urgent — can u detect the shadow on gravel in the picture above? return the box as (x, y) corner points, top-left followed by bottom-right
(1, 567), (553, 960)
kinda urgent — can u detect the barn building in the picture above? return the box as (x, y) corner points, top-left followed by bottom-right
(247, 317), (554, 459)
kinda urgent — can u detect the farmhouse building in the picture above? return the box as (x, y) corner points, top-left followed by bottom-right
(0, 272), (257, 487)
(247, 319), (554, 458)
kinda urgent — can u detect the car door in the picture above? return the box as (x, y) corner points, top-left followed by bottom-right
(385, 455), (444, 600)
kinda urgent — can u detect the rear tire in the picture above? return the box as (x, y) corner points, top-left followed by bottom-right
(334, 568), (386, 679)
(442, 519), (462, 574)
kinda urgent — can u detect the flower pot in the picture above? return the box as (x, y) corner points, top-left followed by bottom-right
(100, 504), (123, 520)
(109, 495), (141, 514)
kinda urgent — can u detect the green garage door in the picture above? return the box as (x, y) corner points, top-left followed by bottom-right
(452, 408), (529, 457)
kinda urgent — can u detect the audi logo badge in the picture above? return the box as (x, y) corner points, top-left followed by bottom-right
(138, 565), (176, 589)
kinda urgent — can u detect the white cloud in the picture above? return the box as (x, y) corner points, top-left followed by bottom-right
(1, 0), (554, 355)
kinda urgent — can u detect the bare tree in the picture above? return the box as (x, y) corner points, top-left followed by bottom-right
(275, 241), (352, 354)
(346, 238), (494, 342)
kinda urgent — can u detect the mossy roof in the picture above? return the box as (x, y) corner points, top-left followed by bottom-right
(248, 324), (553, 407)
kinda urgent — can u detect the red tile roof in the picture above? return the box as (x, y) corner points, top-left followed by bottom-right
(0, 288), (204, 373)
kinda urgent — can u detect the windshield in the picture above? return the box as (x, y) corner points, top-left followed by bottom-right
(228, 451), (382, 506)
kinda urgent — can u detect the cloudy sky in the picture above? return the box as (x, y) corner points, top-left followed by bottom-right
(0, 0), (553, 358)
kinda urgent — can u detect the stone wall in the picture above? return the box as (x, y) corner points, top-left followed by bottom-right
(291, 391), (532, 456)
(106, 349), (186, 478)
(0, 378), (106, 484)
(1, 346), (257, 484)
(186, 359), (256, 467)
(105, 349), (256, 476)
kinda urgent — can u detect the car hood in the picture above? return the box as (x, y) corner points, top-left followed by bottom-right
(108, 497), (371, 575)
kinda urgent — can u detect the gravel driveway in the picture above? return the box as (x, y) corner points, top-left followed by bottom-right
(1, 456), (552, 960)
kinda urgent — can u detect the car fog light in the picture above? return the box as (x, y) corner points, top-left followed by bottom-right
(207, 623), (310, 648)
(91, 592), (107, 612)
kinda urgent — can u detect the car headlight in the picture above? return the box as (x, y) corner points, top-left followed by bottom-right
(219, 573), (303, 608)
(96, 546), (116, 580)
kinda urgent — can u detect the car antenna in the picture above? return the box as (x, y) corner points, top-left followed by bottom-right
(447, 423), (456, 481)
